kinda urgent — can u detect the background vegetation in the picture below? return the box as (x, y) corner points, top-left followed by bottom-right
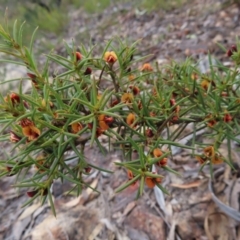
(0, 0), (187, 38)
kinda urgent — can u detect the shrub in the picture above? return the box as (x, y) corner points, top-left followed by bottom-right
(0, 20), (239, 215)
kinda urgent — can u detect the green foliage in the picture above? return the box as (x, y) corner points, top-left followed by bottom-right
(138, 0), (187, 11)
(0, 20), (239, 215)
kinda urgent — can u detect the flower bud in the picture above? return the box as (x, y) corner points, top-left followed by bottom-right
(223, 113), (232, 123)
(104, 116), (114, 124)
(75, 51), (82, 61)
(110, 99), (119, 107)
(4, 93), (20, 106)
(145, 128), (154, 138)
(227, 44), (237, 57)
(84, 167), (92, 173)
(27, 73), (37, 80)
(84, 67), (92, 75)
(27, 190), (38, 198)
(170, 98), (176, 106)
(129, 85), (140, 95)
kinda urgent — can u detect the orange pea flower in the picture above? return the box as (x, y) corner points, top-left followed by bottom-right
(203, 146), (214, 157)
(4, 93), (20, 106)
(126, 113), (136, 127)
(127, 170), (138, 187)
(153, 148), (163, 158)
(19, 118), (41, 141)
(141, 63), (153, 72)
(71, 122), (83, 133)
(121, 93), (133, 104)
(99, 119), (109, 131)
(203, 146), (223, 164)
(127, 170), (134, 180)
(212, 153), (224, 164)
(153, 148), (168, 167)
(104, 51), (117, 65)
(145, 172), (162, 188)
(201, 79), (210, 91)
(98, 114), (114, 131)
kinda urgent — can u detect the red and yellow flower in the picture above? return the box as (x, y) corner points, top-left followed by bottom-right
(153, 148), (168, 167)
(121, 93), (133, 104)
(201, 79), (210, 91)
(71, 122), (83, 134)
(4, 93), (20, 106)
(103, 51), (118, 65)
(98, 114), (114, 131)
(126, 113), (136, 128)
(202, 146), (223, 164)
(19, 118), (41, 141)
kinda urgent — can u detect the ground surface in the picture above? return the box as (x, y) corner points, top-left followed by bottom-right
(1, 0), (240, 239)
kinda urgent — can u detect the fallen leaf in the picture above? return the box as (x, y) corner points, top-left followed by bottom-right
(18, 203), (41, 220)
(88, 222), (104, 240)
(170, 180), (201, 189)
(204, 212), (229, 240)
(122, 201), (136, 216)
